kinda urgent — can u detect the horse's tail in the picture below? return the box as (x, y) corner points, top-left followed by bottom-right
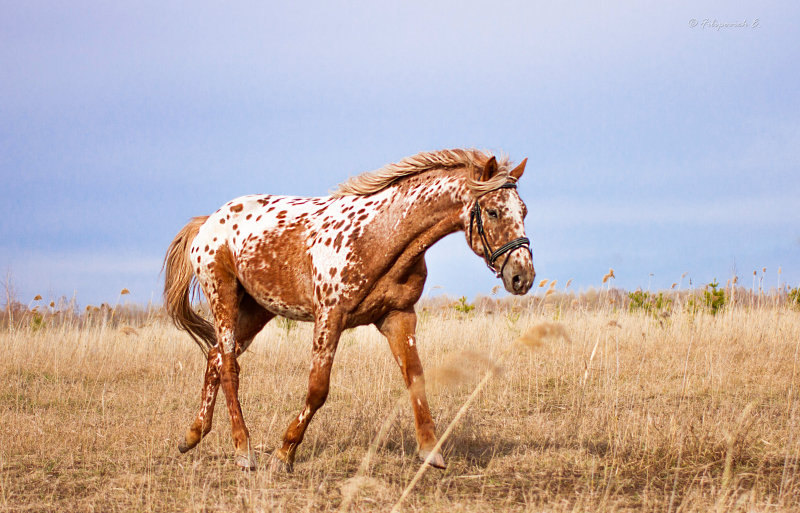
(163, 216), (216, 354)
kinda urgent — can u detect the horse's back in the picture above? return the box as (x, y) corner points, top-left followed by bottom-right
(190, 194), (338, 320)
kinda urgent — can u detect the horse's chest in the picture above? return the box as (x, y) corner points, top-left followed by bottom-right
(342, 259), (427, 327)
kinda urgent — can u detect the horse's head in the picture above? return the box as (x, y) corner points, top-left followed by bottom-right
(465, 156), (535, 295)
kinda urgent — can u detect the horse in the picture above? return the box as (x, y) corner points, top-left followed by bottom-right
(163, 148), (535, 471)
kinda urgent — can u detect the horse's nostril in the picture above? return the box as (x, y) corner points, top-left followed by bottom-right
(512, 275), (522, 290)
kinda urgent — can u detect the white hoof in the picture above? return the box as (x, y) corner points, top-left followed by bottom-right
(235, 451), (257, 471)
(418, 449), (446, 469)
(269, 453), (294, 473)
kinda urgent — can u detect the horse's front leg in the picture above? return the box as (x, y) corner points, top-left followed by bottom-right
(376, 308), (445, 468)
(272, 312), (342, 471)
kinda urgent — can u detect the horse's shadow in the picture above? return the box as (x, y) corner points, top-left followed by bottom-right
(361, 429), (528, 468)
(329, 421), (613, 468)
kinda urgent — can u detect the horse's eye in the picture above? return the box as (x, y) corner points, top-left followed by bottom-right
(487, 209), (499, 219)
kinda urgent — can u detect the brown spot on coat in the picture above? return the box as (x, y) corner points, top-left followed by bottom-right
(230, 203), (243, 213)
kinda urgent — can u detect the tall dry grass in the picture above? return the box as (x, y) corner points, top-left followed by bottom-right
(1, 295), (800, 512)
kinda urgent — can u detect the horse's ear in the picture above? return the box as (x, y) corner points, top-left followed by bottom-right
(480, 156), (498, 182)
(510, 158), (527, 181)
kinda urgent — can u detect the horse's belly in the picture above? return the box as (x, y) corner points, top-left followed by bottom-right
(258, 297), (314, 322)
(237, 268), (315, 322)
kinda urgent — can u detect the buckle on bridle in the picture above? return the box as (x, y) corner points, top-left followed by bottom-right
(468, 182), (532, 278)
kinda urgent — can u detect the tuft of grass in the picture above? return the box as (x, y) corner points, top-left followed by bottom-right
(516, 321), (571, 349)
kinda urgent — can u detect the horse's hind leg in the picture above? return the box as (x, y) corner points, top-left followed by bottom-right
(178, 293), (271, 454)
(182, 247), (264, 469)
(179, 345), (223, 453)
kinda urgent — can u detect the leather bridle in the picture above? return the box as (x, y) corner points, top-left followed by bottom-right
(468, 182), (532, 278)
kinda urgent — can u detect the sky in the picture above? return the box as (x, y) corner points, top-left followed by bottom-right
(1, 1), (798, 307)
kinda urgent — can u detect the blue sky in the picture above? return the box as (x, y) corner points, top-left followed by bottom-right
(1, 1), (798, 306)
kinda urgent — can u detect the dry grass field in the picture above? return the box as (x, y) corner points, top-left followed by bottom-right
(2, 291), (800, 512)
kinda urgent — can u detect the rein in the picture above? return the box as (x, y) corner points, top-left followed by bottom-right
(468, 182), (532, 278)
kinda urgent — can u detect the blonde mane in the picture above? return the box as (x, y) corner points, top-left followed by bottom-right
(331, 149), (512, 198)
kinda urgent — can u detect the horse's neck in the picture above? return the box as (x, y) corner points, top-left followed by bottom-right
(379, 174), (470, 256)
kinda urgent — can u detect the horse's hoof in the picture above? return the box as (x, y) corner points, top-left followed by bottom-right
(418, 449), (446, 469)
(269, 454), (294, 473)
(235, 451), (257, 471)
(178, 441), (195, 454)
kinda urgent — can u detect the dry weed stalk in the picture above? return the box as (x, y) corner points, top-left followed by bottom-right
(339, 350), (500, 512)
(583, 336), (601, 387)
(390, 322), (569, 512)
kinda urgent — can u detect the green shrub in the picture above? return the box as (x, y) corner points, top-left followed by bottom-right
(788, 286), (800, 310)
(30, 311), (45, 332)
(688, 279), (727, 315)
(453, 296), (475, 314)
(275, 316), (297, 337)
(704, 279), (726, 315)
(628, 290), (673, 318)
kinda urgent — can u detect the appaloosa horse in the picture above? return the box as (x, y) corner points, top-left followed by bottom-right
(163, 149), (535, 470)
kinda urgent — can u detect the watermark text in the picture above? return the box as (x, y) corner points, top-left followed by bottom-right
(688, 18), (760, 30)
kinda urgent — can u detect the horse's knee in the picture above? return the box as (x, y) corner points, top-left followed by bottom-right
(307, 381), (329, 410)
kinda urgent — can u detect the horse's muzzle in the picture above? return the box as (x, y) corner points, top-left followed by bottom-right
(501, 250), (535, 295)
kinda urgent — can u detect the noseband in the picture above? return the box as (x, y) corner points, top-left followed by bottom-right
(468, 182), (532, 278)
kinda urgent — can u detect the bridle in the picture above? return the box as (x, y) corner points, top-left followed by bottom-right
(468, 182), (532, 278)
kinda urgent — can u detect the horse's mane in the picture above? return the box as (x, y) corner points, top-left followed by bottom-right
(331, 149), (511, 198)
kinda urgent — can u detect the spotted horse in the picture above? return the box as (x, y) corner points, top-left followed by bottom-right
(163, 149), (536, 471)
